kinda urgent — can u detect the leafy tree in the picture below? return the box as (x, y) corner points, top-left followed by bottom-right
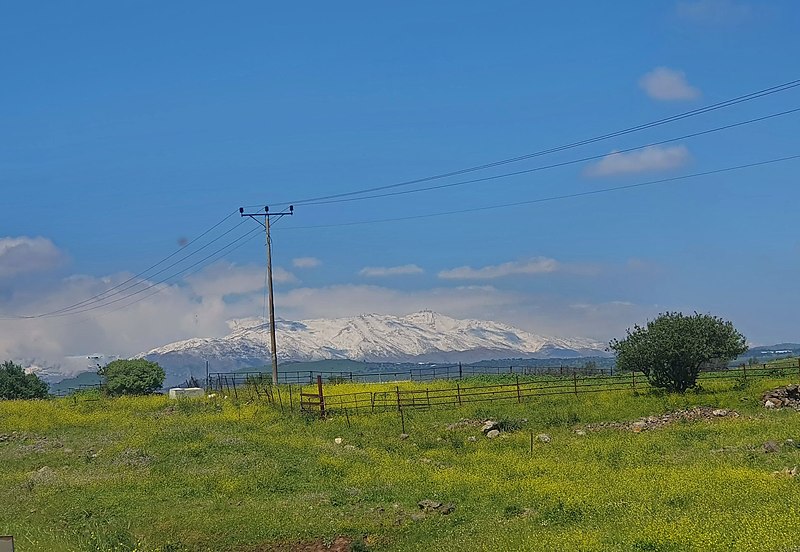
(98, 359), (165, 396)
(609, 312), (747, 392)
(0, 360), (49, 400)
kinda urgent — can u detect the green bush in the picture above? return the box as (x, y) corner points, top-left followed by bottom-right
(0, 360), (49, 399)
(609, 312), (747, 393)
(98, 359), (165, 396)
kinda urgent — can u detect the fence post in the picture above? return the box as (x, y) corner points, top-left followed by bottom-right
(395, 386), (401, 412)
(459, 362), (463, 379)
(370, 392), (375, 413)
(573, 372), (578, 396)
(457, 383), (462, 406)
(560, 365), (563, 377)
(288, 384), (293, 410)
(316, 375), (325, 418)
(426, 388), (430, 408)
(516, 375), (521, 403)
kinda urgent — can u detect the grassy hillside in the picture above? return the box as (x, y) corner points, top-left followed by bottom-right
(2, 374), (800, 551)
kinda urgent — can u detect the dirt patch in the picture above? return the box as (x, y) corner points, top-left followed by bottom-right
(242, 537), (353, 552)
(582, 406), (738, 433)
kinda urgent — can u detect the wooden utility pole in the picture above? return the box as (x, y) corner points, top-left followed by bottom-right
(240, 205), (294, 385)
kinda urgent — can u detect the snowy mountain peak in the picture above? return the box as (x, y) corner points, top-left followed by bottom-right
(139, 311), (608, 376)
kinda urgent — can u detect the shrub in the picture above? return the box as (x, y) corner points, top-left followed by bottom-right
(609, 312), (747, 393)
(0, 360), (49, 399)
(99, 359), (165, 396)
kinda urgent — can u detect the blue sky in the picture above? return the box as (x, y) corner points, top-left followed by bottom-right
(2, 0), (799, 373)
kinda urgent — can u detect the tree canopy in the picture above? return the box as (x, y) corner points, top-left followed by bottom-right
(609, 312), (748, 392)
(0, 360), (49, 400)
(99, 359), (165, 396)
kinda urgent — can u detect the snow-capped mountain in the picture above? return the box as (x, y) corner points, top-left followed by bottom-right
(138, 311), (608, 380)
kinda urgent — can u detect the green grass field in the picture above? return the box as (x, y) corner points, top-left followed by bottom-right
(2, 373), (800, 551)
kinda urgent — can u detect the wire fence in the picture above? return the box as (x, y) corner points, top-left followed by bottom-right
(207, 362), (616, 389)
(52, 358), (800, 414)
(299, 358), (800, 416)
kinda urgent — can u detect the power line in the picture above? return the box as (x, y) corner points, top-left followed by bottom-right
(2, 226), (262, 320)
(277, 153), (800, 230)
(292, 107), (800, 206)
(81, 227), (265, 321)
(3, 210), (241, 319)
(10, 218), (247, 319)
(249, 77), (800, 207)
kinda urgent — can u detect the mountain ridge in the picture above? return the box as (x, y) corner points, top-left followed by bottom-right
(139, 311), (609, 383)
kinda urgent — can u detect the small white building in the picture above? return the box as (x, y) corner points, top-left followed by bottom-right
(168, 387), (205, 399)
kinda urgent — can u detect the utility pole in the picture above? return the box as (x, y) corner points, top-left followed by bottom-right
(240, 205), (294, 385)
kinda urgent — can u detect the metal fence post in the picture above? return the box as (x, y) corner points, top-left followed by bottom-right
(516, 375), (521, 403)
(459, 362), (462, 379)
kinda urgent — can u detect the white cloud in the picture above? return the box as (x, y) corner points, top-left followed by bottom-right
(292, 257), (321, 269)
(277, 284), (518, 321)
(677, 0), (751, 25)
(0, 257), (666, 377)
(359, 264), (424, 277)
(0, 236), (64, 278)
(186, 261), (296, 298)
(584, 145), (690, 177)
(639, 67), (701, 101)
(438, 258), (559, 280)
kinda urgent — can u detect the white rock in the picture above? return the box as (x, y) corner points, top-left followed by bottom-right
(712, 409), (728, 417)
(537, 433), (551, 443)
(482, 420), (499, 434)
(486, 429), (501, 439)
(334, 437), (343, 445)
